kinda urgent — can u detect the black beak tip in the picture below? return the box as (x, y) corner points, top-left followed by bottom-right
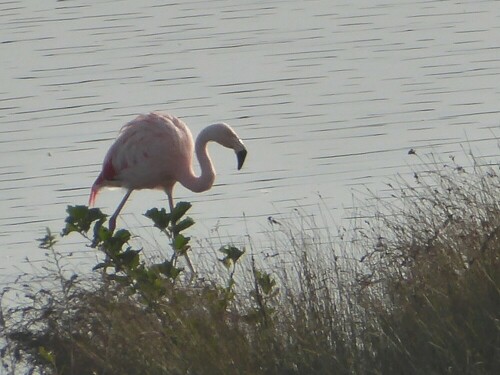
(237, 149), (247, 170)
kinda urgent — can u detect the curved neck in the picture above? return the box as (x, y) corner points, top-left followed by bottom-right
(178, 127), (216, 193)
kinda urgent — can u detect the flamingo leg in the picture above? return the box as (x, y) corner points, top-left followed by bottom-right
(109, 189), (133, 232)
(166, 190), (174, 213)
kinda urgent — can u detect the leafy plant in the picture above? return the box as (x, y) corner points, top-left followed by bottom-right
(59, 202), (198, 307)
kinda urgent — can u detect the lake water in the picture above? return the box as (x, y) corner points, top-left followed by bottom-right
(1, 0), (499, 281)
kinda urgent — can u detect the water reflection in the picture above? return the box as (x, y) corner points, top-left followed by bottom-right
(0, 0), (499, 278)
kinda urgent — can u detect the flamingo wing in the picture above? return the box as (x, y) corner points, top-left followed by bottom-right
(105, 113), (194, 190)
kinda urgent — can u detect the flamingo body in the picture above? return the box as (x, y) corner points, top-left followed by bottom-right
(89, 112), (247, 231)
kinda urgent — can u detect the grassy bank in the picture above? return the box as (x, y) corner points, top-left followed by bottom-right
(1, 155), (499, 374)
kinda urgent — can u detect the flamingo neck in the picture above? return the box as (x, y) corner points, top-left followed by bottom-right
(178, 127), (216, 193)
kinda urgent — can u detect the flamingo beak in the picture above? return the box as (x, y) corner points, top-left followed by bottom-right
(237, 149), (247, 170)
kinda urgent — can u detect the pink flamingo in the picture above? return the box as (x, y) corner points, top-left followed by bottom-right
(89, 112), (247, 232)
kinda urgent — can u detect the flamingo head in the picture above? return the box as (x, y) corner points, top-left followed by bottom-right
(204, 122), (247, 170)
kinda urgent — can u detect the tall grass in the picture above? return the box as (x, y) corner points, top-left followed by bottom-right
(1, 154), (498, 374)
(355, 154), (500, 374)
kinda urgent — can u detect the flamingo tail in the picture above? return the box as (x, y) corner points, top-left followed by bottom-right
(89, 174), (104, 207)
(89, 184), (99, 207)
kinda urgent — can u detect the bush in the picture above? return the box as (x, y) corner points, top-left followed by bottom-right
(1, 154), (498, 374)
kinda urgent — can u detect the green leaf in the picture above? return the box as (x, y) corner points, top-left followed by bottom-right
(144, 208), (171, 230)
(113, 229), (131, 243)
(62, 205), (106, 236)
(102, 229), (131, 255)
(173, 217), (195, 233)
(256, 270), (276, 295)
(117, 249), (141, 270)
(171, 201), (192, 223)
(67, 205), (88, 221)
(98, 224), (112, 241)
(219, 245), (245, 264)
(173, 234), (190, 250)
(61, 223), (78, 236)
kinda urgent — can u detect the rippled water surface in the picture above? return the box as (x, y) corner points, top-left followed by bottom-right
(1, 0), (499, 279)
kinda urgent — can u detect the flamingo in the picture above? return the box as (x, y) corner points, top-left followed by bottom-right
(89, 112), (247, 232)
